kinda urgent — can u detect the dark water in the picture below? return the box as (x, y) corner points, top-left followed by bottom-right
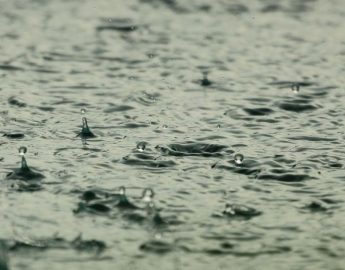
(1, 0), (345, 269)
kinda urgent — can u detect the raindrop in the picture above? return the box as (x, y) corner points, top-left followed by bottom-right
(116, 186), (138, 209)
(119, 186), (126, 195)
(200, 71), (212, 86)
(142, 188), (155, 203)
(291, 83), (300, 93)
(136, 142), (147, 152)
(223, 203), (236, 215)
(6, 146), (44, 180)
(222, 203), (261, 218)
(234, 153), (244, 165)
(78, 108), (96, 139)
(19, 146), (27, 156)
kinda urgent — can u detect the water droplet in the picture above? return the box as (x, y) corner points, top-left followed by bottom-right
(154, 233), (163, 240)
(291, 83), (300, 93)
(223, 203), (236, 215)
(19, 146), (27, 156)
(234, 153), (244, 165)
(78, 109), (96, 139)
(119, 186), (126, 195)
(82, 117), (88, 128)
(200, 71), (212, 86)
(136, 142), (147, 152)
(148, 53), (155, 58)
(142, 188), (155, 203)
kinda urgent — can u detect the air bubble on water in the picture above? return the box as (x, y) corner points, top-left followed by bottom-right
(291, 83), (300, 93)
(234, 153), (244, 165)
(19, 146), (27, 156)
(136, 142), (146, 152)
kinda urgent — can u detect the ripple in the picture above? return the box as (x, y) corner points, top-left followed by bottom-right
(213, 203), (262, 220)
(121, 153), (176, 169)
(8, 97), (26, 107)
(6, 167), (45, 181)
(243, 108), (274, 116)
(257, 173), (312, 182)
(278, 102), (318, 112)
(156, 142), (229, 157)
(103, 105), (134, 113)
(96, 18), (139, 32)
(139, 240), (174, 254)
(227, 4), (249, 14)
(4, 235), (105, 255)
(0, 64), (24, 71)
(2, 133), (24, 139)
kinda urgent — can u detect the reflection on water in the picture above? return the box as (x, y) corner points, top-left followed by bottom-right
(1, 0), (345, 269)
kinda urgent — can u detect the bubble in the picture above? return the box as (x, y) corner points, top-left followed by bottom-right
(136, 142), (147, 152)
(18, 146), (27, 156)
(234, 153), (244, 165)
(81, 108), (86, 115)
(291, 84), (300, 93)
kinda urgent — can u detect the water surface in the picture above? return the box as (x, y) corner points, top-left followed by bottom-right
(1, 0), (345, 269)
